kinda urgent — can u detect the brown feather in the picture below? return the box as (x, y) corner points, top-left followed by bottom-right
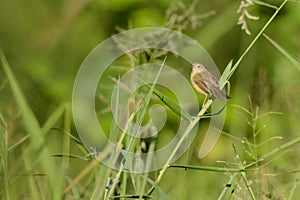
(210, 86), (227, 101)
(191, 73), (210, 95)
(191, 63), (231, 101)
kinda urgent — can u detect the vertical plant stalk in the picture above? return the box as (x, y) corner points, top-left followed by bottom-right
(62, 104), (71, 170)
(0, 114), (10, 199)
(233, 144), (256, 200)
(217, 173), (239, 200)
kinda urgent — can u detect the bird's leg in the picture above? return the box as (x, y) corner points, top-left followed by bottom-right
(196, 94), (209, 117)
(202, 94), (208, 110)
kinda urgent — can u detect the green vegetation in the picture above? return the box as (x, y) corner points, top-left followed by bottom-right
(1, 0), (300, 199)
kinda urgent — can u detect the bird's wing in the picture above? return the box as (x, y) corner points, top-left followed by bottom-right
(192, 73), (210, 94)
(202, 70), (220, 87)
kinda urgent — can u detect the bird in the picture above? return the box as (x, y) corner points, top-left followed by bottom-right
(190, 62), (231, 105)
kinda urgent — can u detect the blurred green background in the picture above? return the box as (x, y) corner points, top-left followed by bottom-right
(1, 0), (300, 199)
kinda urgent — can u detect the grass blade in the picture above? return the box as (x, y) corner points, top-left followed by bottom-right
(246, 136), (300, 168)
(220, 60), (233, 89)
(170, 164), (244, 172)
(23, 149), (40, 200)
(143, 177), (167, 200)
(144, 83), (192, 121)
(1, 50), (63, 199)
(127, 57), (167, 149)
(62, 103), (71, 169)
(41, 103), (66, 135)
(263, 33), (300, 71)
(218, 173), (239, 200)
(253, 0), (278, 9)
(0, 112), (10, 199)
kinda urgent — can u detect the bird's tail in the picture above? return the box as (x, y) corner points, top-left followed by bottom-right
(211, 87), (231, 101)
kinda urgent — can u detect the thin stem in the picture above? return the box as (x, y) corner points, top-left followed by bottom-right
(147, 99), (213, 195)
(227, 0), (288, 81)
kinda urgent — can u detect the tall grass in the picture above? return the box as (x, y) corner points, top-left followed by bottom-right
(1, 0), (300, 199)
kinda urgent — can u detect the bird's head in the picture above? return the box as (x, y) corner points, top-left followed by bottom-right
(191, 62), (205, 73)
